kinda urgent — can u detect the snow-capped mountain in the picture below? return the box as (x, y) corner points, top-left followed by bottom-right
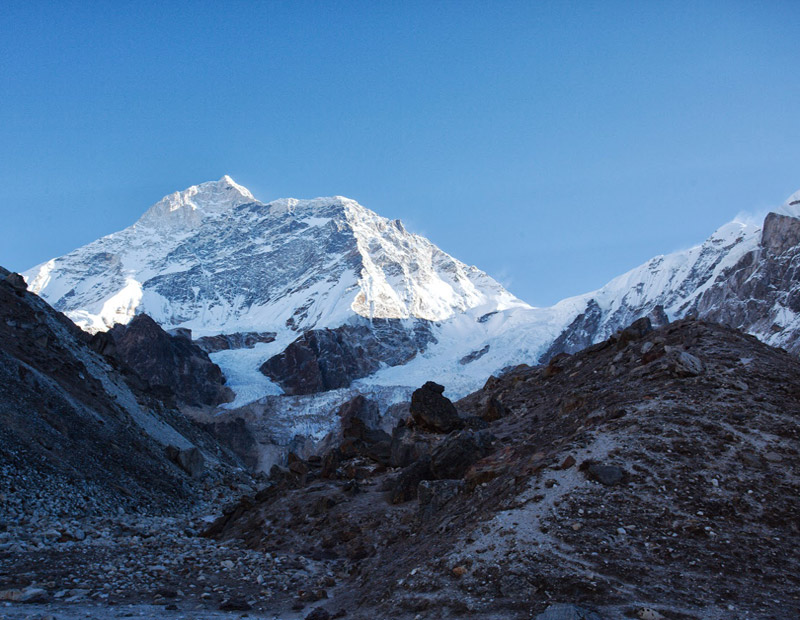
(535, 191), (800, 360)
(25, 178), (800, 411)
(26, 176), (524, 335)
(22, 176), (800, 469)
(24, 176), (530, 408)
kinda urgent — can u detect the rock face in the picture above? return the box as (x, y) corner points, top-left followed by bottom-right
(541, 195), (800, 364)
(260, 319), (435, 395)
(205, 319), (800, 619)
(760, 211), (800, 255)
(92, 313), (233, 407)
(194, 331), (277, 353)
(0, 268), (238, 518)
(409, 381), (463, 433)
(689, 209), (800, 354)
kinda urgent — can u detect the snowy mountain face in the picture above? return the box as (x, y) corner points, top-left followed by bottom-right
(24, 176), (529, 409)
(536, 192), (800, 361)
(27, 176), (522, 335)
(24, 177), (800, 468)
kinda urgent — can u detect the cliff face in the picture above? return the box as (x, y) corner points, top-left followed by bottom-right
(91, 314), (234, 407)
(690, 212), (800, 354)
(260, 319), (436, 395)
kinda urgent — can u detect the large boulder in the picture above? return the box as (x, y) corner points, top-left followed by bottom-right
(410, 382), (463, 433)
(389, 457), (432, 504)
(429, 430), (495, 480)
(166, 445), (205, 478)
(337, 396), (392, 465)
(389, 423), (439, 468)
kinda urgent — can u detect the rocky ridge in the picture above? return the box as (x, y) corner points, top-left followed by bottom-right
(204, 318), (800, 619)
(0, 266), (244, 519)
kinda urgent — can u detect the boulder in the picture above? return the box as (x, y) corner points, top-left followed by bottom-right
(410, 382), (463, 433)
(389, 423), (438, 468)
(336, 396), (392, 464)
(583, 462), (625, 486)
(305, 608), (332, 620)
(0, 586), (49, 603)
(166, 445), (205, 478)
(390, 457), (432, 504)
(617, 317), (653, 346)
(672, 351), (704, 377)
(429, 430), (495, 480)
(535, 603), (603, 620)
(418, 479), (463, 513)
(482, 396), (507, 422)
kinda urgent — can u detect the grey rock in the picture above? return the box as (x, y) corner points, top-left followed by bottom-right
(429, 430), (495, 479)
(166, 446), (205, 478)
(390, 457), (432, 504)
(305, 608), (332, 620)
(418, 479), (463, 513)
(535, 603), (603, 620)
(389, 423), (440, 468)
(585, 463), (625, 486)
(0, 586), (49, 603)
(4, 272), (27, 291)
(674, 351), (704, 376)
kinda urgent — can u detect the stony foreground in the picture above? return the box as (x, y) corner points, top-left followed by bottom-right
(3, 319), (800, 619)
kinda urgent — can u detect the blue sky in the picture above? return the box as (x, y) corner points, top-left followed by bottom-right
(1, 0), (798, 305)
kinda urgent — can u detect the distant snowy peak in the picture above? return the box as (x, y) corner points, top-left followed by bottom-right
(24, 177), (526, 335)
(775, 188), (800, 219)
(136, 175), (259, 229)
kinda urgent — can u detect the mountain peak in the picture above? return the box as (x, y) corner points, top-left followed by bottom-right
(136, 176), (258, 229)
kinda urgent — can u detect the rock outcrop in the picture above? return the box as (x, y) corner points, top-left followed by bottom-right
(409, 381), (463, 433)
(91, 314), (233, 407)
(260, 319), (435, 395)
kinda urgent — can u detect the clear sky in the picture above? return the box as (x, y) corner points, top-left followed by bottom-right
(1, 1), (798, 306)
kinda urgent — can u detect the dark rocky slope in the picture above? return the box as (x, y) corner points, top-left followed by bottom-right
(0, 267), (241, 519)
(207, 318), (800, 619)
